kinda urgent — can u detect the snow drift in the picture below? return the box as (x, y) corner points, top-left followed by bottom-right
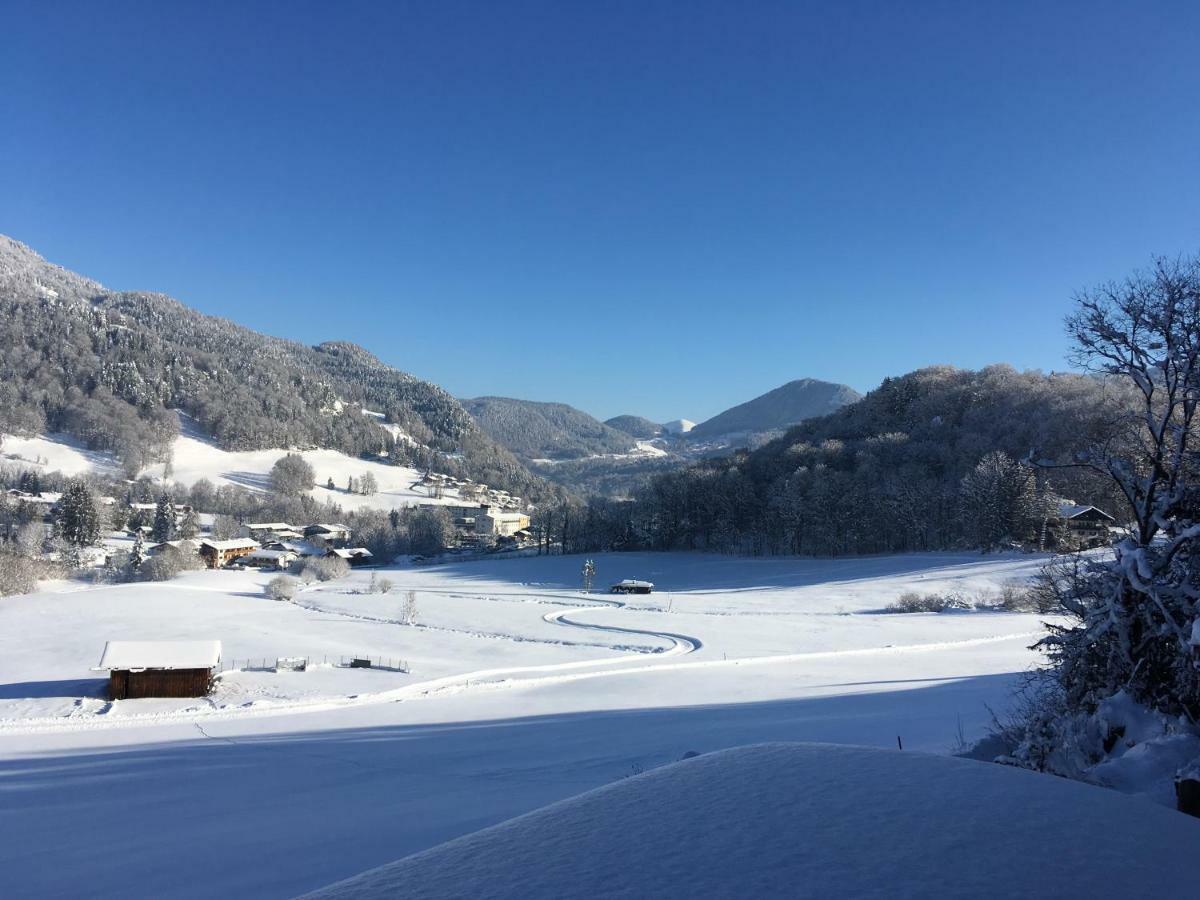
(305, 742), (1200, 899)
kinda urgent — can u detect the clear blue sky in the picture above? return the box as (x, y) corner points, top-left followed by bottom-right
(3, 2), (1198, 424)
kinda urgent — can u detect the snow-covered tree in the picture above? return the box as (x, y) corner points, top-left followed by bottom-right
(152, 494), (177, 543)
(57, 480), (100, 547)
(271, 454), (314, 496)
(129, 531), (145, 570)
(178, 508), (200, 540)
(1029, 255), (1200, 735)
(211, 514), (239, 540)
(959, 451), (1048, 551)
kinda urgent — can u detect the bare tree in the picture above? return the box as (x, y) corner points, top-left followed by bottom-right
(1043, 254), (1200, 718)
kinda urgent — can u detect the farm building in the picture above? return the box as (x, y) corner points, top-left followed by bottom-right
(610, 579), (654, 594)
(241, 522), (300, 541)
(242, 547), (298, 569)
(1052, 503), (1117, 549)
(304, 523), (353, 547)
(94, 640), (222, 700)
(198, 538), (260, 568)
(327, 547), (374, 567)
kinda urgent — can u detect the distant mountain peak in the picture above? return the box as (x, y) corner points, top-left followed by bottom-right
(688, 379), (860, 441)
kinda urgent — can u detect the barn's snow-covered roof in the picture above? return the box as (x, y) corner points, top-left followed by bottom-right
(95, 640), (222, 671)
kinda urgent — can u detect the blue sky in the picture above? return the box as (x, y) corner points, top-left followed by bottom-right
(3, 1), (1198, 423)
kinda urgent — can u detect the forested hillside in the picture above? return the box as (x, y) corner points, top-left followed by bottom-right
(0, 236), (544, 498)
(462, 397), (637, 460)
(554, 366), (1133, 556)
(604, 415), (663, 440)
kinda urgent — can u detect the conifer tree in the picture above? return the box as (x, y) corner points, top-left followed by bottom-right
(152, 494), (177, 543)
(58, 480), (100, 547)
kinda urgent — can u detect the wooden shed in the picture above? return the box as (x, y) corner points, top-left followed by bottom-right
(94, 640), (222, 700)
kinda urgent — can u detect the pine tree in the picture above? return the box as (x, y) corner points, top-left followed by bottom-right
(178, 508), (200, 540)
(129, 531), (145, 569)
(152, 494), (177, 543)
(58, 480), (100, 547)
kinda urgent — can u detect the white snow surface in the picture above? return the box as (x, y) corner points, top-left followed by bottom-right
(0, 549), (1159, 898)
(306, 742), (1200, 900)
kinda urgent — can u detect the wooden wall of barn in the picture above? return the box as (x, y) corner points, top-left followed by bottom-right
(108, 668), (214, 700)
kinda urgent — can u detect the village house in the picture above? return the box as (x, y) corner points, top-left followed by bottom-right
(146, 539), (200, 559)
(198, 537), (260, 569)
(261, 539), (324, 558)
(94, 640), (222, 700)
(1055, 503), (1117, 548)
(240, 522), (300, 542)
(326, 547), (374, 567)
(303, 523), (353, 547)
(242, 547), (298, 569)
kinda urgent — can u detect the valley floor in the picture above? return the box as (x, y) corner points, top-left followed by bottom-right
(1, 550), (1061, 897)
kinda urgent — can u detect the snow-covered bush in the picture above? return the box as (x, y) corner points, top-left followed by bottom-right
(887, 591), (970, 613)
(362, 572), (393, 594)
(265, 575), (299, 601)
(0, 551), (40, 596)
(139, 544), (203, 582)
(300, 556), (350, 582)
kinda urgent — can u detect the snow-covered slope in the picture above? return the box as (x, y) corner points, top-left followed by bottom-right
(661, 418), (695, 435)
(2, 422), (459, 512)
(306, 742), (1200, 899)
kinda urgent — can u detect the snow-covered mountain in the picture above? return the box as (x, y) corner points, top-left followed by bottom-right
(0, 235), (545, 499)
(686, 378), (861, 445)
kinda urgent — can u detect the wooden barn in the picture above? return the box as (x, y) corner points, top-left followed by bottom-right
(94, 640), (222, 700)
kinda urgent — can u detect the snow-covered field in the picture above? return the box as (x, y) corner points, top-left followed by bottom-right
(1, 423), (459, 512)
(0, 549), (1085, 896)
(307, 743), (1200, 899)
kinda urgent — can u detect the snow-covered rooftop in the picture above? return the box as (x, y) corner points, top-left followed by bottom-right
(95, 640), (222, 671)
(328, 547), (372, 559)
(245, 549), (295, 560)
(1058, 502), (1115, 521)
(200, 538), (260, 550)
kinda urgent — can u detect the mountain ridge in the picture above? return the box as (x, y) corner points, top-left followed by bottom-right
(0, 235), (548, 499)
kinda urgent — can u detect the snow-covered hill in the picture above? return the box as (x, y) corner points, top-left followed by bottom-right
(1, 422), (460, 512)
(306, 742), (1200, 899)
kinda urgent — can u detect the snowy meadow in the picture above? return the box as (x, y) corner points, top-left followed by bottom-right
(0, 550), (1056, 897)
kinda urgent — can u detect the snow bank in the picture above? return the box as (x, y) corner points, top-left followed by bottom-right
(306, 743), (1200, 899)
